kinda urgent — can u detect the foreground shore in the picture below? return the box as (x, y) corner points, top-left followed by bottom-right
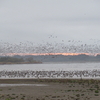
(0, 79), (100, 100)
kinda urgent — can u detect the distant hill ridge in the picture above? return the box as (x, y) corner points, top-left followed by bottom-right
(0, 54), (99, 63)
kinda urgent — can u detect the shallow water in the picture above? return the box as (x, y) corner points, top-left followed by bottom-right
(0, 63), (100, 71)
(0, 84), (48, 87)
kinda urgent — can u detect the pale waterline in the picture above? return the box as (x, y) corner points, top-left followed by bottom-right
(0, 84), (48, 87)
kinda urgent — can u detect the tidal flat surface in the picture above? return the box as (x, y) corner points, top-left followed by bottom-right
(0, 79), (100, 100)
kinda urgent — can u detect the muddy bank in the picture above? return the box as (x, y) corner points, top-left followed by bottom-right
(0, 79), (100, 100)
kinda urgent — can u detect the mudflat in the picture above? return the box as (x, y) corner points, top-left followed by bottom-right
(0, 79), (100, 100)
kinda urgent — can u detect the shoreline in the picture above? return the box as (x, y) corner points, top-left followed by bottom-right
(0, 62), (42, 65)
(0, 78), (100, 83)
(0, 61), (100, 65)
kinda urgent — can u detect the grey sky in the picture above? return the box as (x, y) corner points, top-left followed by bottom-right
(0, 0), (100, 44)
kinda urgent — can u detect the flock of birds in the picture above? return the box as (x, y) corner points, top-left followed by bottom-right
(0, 38), (100, 55)
(0, 70), (100, 79)
(0, 37), (100, 79)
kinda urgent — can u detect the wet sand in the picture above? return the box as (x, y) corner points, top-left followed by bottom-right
(0, 79), (100, 100)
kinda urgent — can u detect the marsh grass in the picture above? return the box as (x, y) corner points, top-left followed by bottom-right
(94, 94), (99, 96)
(8, 88), (11, 90)
(95, 90), (99, 93)
(6, 98), (11, 100)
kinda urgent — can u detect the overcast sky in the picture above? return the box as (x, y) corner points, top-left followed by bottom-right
(0, 0), (100, 45)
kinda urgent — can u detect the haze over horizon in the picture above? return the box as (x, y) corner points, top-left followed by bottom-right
(0, 41), (100, 55)
(0, 0), (100, 44)
(0, 0), (100, 55)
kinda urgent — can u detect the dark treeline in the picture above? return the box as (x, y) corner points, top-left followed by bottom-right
(13, 54), (100, 63)
(0, 54), (100, 63)
(0, 57), (24, 62)
(0, 56), (41, 64)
